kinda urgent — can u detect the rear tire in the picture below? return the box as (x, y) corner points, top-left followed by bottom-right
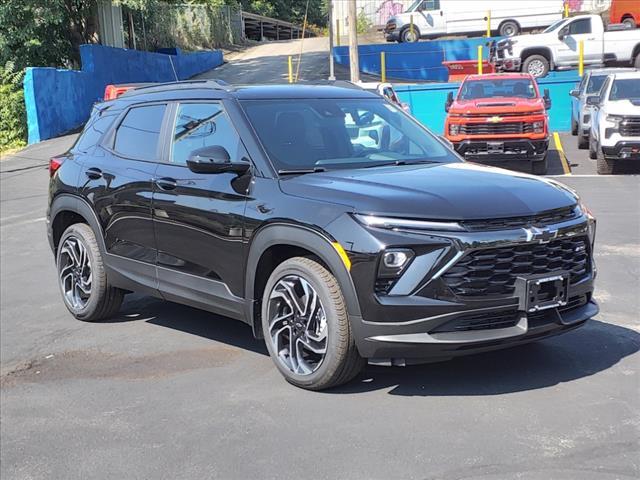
(577, 133), (589, 149)
(531, 156), (548, 175)
(499, 20), (520, 37)
(261, 257), (365, 390)
(622, 17), (636, 29)
(596, 142), (615, 175)
(522, 54), (549, 78)
(56, 223), (124, 322)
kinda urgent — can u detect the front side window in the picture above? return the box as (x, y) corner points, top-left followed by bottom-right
(241, 98), (459, 172)
(568, 18), (591, 35)
(609, 79), (640, 101)
(458, 79), (537, 100)
(113, 104), (166, 161)
(170, 103), (243, 165)
(586, 75), (607, 94)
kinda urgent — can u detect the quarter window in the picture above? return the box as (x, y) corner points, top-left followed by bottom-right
(170, 103), (243, 165)
(113, 104), (166, 161)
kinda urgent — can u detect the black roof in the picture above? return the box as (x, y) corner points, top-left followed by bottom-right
(116, 80), (377, 103)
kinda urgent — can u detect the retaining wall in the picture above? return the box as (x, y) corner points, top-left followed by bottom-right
(24, 45), (223, 144)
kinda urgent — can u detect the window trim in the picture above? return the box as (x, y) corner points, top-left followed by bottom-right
(102, 101), (169, 164)
(568, 18), (591, 35)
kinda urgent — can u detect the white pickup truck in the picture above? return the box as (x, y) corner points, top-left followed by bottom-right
(490, 15), (640, 77)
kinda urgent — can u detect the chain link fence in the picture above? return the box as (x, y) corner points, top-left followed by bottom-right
(129, 3), (244, 52)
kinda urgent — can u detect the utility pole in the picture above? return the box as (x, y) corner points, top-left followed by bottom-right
(347, 0), (359, 82)
(328, 0), (335, 81)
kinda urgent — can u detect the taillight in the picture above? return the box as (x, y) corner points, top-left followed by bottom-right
(49, 156), (65, 177)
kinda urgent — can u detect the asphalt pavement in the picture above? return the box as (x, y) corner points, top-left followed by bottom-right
(1, 129), (639, 479)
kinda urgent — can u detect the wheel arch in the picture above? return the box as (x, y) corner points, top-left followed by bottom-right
(245, 223), (362, 339)
(50, 194), (105, 254)
(521, 47), (552, 63)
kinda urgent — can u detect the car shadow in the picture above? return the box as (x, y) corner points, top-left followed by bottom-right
(108, 295), (638, 396)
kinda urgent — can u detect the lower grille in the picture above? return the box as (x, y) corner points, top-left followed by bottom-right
(431, 309), (519, 333)
(442, 236), (590, 297)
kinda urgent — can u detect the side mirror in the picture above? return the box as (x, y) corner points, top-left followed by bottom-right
(543, 89), (552, 109)
(445, 91), (454, 112)
(569, 89), (579, 98)
(586, 95), (600, 106)
(186, 146), (250, 175)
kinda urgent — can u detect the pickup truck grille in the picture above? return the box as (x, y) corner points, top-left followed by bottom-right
(442, 236), (590, 297)
(620, 117), (640, 137)
(459, 122), (535, 135)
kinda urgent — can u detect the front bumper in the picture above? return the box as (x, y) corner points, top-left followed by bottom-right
(342, 211), (597, 363)
(452, 138), (549, 162)
(602, 141), (640, 159)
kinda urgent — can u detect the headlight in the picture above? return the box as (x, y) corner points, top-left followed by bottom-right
(605, 114), (623, 126)
(449, 124), (460, 135)
(532, 121), (544, 133)
(354, 214), (466, 232)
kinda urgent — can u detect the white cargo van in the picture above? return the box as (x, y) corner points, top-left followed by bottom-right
(384, 0), (564, 42)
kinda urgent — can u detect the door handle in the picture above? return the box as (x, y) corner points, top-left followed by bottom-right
(155, 177), (177, 191)
(85, 167), (103, 180)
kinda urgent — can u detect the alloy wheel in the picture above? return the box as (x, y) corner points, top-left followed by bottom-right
(58, 236), (92, 310)
(527, 59), (545, 77)
(267, 275), (328, 376)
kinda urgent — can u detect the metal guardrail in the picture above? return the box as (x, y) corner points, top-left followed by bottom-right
(242, 11), (315, 41)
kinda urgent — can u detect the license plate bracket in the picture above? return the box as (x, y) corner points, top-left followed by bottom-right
(516, 273), (570, 313)
(487, 141), (504, 154)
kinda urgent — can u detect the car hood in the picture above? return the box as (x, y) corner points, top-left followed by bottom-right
(279, 162), (577, 220)
(450, 97), (545, 115)
(604, 99), (640, 111)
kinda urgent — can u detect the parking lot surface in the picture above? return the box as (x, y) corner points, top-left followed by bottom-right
(1, 133), (639, 479)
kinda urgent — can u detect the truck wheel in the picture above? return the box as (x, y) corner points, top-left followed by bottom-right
(577, 133), (589, 149)
(57, 223), (124, 322)
(589, 134), (598, 159)
(522, 55), (549, 78)
(634, 53), (640, 68)
(622, 17), (636, 29)
(499, 20), (520, 37)
(571, 115), (578, 136)
(400, 26), (420, 43)
(531, 156), (548, 175)
(261, 257), (365, 390)
(596, 145), (615, 175)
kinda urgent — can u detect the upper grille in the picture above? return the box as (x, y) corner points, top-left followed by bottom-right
(620, 116), (640, 137)
(442, 236), (590, 297)
(459, 122), (535, 135)
(462, 206), (578, 231)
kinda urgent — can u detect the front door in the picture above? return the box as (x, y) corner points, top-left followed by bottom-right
(152, 101), (251, 320)
(416, 0), (445, 35)
(81, 103), (166, 293)
(556, 17), (603, 66)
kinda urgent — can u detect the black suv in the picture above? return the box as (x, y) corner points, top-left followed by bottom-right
(47, 81), (598, 390)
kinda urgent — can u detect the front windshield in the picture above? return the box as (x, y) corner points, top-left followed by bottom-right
(586, 75), (607, 94)
(609, 79), (640, 100)
(241, 98), (460, 172)
(458, 79), (537, 100)
(543, 19), (567, 33)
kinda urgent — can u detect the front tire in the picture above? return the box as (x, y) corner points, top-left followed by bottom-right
(56, 223), (124, 321)
(531, 156), (548, 175)
(589, 134), (598, 159)
(261, 257), (365, 390)
(400, 26), (419, 43)
(577, 132), (589, 149)
(596, 142), (615, 175)
(522, 54), (549, 78)
(571, 115), (578, 136)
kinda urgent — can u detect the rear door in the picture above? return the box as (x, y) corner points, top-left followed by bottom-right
(82, 102), (166, 294)
(152, 101), (251, 320)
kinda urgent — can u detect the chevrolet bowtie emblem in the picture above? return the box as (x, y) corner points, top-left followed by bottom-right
(523, 226), (558, 244)
(487, 116), (502, 123)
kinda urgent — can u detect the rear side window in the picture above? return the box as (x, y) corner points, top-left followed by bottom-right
(73, 109), (117, 153)
(113, 104), (166, 161)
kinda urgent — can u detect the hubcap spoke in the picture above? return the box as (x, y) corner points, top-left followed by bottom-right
(58, 236), (92, 310)
(267, 274), (328, 376)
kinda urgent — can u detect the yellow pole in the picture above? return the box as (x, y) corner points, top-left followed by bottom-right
(486, 10), (491, 37)
(380, 51), (386, 82)
(477, 45), (483, 74)
(564, 1), (569, 18)
(410, 15), (414, 38)
(288, 55), (293, 83)
(578, 40), (584, 76)
(336, 19), (340, 47)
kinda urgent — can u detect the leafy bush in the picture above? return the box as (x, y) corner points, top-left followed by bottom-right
(356, 9), (372, 34)
(0, 62), (26, 152)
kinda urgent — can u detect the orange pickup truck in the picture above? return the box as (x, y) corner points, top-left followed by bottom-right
(444, 73), (552, 175)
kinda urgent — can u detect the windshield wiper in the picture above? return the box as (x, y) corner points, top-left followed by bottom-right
(278, 167), (327, 175)
(364, 160), (438, 168)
